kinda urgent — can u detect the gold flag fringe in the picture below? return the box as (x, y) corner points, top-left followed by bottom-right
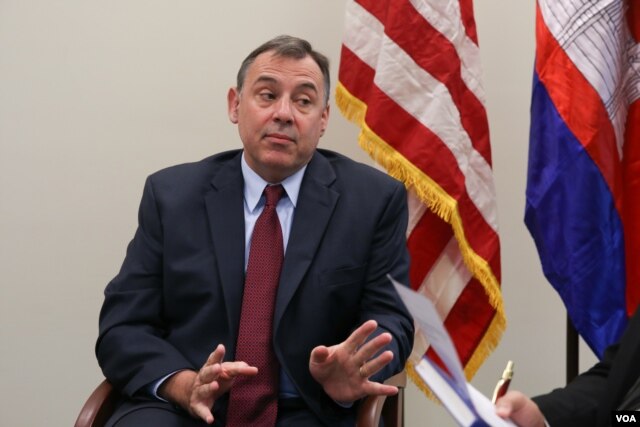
(335, 82), (506, 384)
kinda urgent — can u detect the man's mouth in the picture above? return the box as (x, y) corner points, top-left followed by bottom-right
(265, 133), (295, 144)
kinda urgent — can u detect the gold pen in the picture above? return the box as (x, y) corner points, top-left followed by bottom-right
(491, 360), (514, 404)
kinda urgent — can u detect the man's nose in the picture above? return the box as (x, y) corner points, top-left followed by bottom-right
(273, 98), (294, 124)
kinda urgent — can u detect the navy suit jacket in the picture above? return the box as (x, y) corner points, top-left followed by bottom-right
(534, 308), (640, 427)
(96, 149), (414, 426)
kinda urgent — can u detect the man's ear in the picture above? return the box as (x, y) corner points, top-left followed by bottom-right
(320, 104), (330, 136)
(227, 87), (240, 124)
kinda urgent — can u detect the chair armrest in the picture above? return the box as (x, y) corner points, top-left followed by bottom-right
(357, 394), (386, 427)
(74, 380), (119, 427)
(356, 371), (406, 427)
(383, 371), (407, 388)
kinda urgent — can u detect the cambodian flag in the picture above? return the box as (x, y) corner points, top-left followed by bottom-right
(525, 0), (640, 357)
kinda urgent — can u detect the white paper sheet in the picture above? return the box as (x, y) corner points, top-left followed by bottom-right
(390, 276), (516, 427)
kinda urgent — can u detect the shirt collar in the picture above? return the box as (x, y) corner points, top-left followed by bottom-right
(241, 152), (306, 212)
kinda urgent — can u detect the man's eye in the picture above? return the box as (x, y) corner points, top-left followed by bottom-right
(260, 92), (275, 100)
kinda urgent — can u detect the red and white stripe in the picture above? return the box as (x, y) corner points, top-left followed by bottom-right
(337, 0), (504, 380)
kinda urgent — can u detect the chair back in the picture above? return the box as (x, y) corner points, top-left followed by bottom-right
(76, 371), (407, 427)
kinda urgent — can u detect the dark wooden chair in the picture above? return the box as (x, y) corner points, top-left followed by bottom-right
(74, 371), (406, 427)
(355, 371), (406, 427)
(73, 380), (120, 427)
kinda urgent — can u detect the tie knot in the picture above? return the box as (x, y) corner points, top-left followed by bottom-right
(264, 184), (284, 207)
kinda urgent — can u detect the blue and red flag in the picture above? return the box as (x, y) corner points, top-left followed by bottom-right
(526, 0), (640, 357)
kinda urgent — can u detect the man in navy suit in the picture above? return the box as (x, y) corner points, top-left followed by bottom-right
(96, 35), (414, 426)
(496, 308), (640, 427)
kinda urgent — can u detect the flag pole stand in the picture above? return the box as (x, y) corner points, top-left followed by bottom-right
(566, 315), (579, 384)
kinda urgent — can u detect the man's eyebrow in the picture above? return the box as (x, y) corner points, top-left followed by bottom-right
(253, 75), (319, 95)
(254, 75), (278, 86)
(297, 82), (319, 94)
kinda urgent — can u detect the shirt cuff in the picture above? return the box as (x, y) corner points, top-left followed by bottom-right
(334, 399), (354, 408)
(147, 370), (183, 402)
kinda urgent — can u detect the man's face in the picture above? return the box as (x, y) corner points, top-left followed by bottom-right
(228, 51), (330, 183)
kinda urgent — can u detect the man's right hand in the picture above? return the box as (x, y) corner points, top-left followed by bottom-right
(158, 344), (258, 424)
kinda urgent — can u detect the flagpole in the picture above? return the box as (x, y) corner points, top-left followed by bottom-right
(566, 315), (578, 384)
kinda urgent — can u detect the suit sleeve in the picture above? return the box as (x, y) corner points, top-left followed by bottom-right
(95, 176), (193, 397)
(359, 180), (414, 383)
(532, 344), (615, 427)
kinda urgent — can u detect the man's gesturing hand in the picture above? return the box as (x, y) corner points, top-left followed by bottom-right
(309, 320), (398, 403)
(159, 344), (258, 424)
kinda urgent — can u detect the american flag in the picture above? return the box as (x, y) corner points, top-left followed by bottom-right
(525, 0), (640, 357)
(336, 0), (504, 384)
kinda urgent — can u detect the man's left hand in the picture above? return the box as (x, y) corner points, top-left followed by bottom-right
(309, 319), (398, 403)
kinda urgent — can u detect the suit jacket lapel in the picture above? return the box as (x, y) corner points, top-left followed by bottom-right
(204, 152), (245, 343)
(274, 152), (338, 331)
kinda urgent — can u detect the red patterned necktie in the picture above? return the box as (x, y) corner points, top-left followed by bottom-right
(226, 184), (285, 427)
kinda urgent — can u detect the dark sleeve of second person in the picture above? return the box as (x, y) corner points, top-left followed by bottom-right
(534, 307), (640, 427)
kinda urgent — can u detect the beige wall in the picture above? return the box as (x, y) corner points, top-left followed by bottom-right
(0, 1), (597, 425)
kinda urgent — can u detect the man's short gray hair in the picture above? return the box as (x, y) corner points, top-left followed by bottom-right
(236, 35), (331, 106)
